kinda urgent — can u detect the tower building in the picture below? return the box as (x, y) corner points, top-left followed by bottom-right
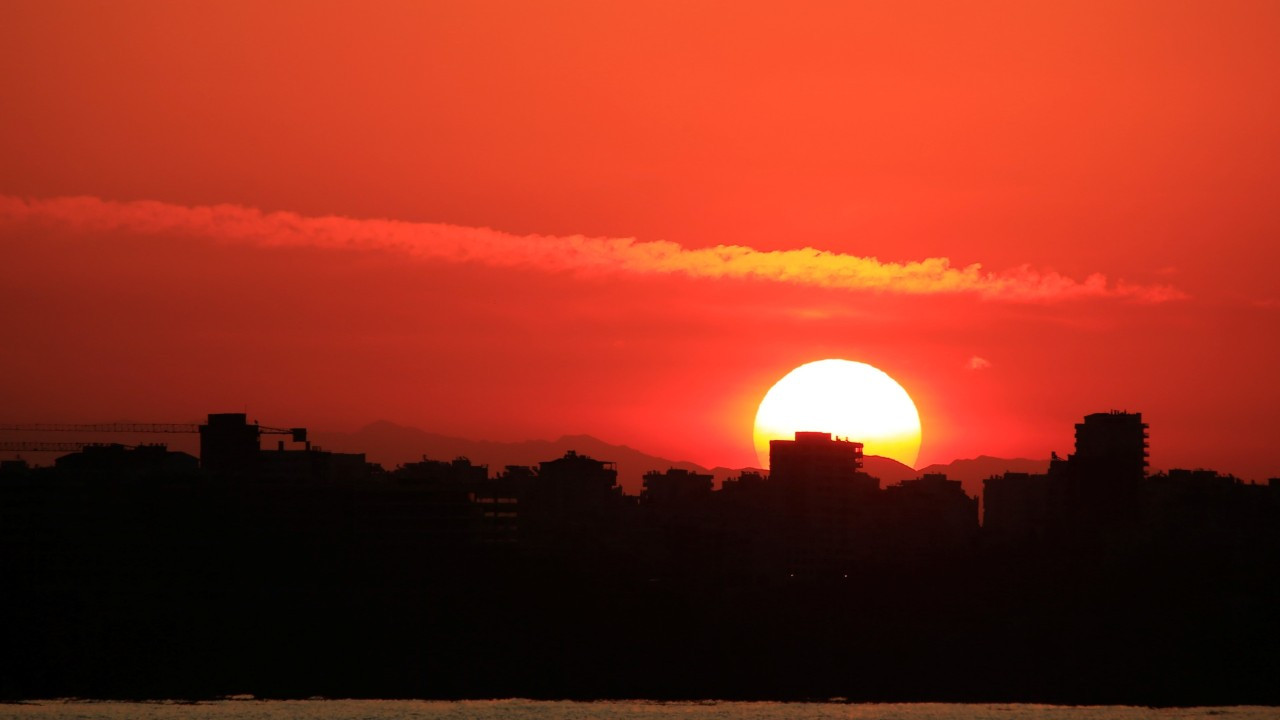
(1072, 411), (1149, 480)
(769, 431), (865, 486)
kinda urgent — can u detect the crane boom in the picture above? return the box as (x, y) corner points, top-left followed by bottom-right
(0, 441), (123, 453)
(0, 423), (200, 433)
(0, 422), (304, 440)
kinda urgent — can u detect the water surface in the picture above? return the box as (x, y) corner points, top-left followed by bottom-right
(0, 700), (1272, 720)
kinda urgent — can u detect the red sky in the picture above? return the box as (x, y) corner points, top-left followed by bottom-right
(2, 1), (1278, 480)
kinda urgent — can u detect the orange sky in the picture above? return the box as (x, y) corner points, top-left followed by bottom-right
(2, 1), (1278, 480)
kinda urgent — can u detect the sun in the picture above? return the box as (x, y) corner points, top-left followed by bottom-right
(753, 359), (922, 468)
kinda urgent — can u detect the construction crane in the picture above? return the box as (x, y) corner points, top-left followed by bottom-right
(0, 415), (308, 461)
(0, 423), (198, 433)
(0, 421), (306, 442)
(0, 441), (111, 453)
(0, 415), (312, 483)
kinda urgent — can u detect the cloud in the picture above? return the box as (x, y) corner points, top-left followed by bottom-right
(0, 195), (1186, 303)
(967, 356), (992, 371)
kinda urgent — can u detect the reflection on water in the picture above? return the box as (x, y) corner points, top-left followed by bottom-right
(0, 700), (1273, 720)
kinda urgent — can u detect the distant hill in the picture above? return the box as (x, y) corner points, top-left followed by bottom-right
(313, 422), (1046, 499)
(862, 455), (920, 485)
(917, 455), (1050, 499)
(312, 421), (710, 495)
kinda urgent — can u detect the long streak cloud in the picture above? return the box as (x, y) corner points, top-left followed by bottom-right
(0, 195), (1184, 302)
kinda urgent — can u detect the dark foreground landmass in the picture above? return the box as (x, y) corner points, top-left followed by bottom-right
(1, 413), (1277, 705)
(3, 539), (1276, 706)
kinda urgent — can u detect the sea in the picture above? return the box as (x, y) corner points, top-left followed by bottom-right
(0, 700), (1273, 720)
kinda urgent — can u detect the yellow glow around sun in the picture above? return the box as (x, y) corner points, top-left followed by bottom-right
(753, 359), (922, 468)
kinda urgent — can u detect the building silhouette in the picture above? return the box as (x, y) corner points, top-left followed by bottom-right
(769, 431), (870, 489)
(983, 410), (1280, 548)
(1072, 410), (1149, 480)
(198, 413), (261, 476)
(519, 450), (627, 557)
(640, 467), (713, 506)
(767, 432), (880, 574)
(1, 408), (1278, 704)
(54, 443), (199, 478)
(881, 473), (979, 555)
(982, 471), (1052, 544)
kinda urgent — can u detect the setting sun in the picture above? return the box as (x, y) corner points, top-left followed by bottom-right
(753, 359), (922, 468)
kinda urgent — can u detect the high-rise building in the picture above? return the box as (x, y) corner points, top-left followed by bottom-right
(1072, 411), (1149, 480)
(768, 432), (877, 574)
(769, 431), (867, 487)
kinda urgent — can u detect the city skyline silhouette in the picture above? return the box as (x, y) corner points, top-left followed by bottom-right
(3, 0), (1279, 710)
(2, 405), (1277, 703)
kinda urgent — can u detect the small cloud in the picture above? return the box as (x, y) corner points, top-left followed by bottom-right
(967, 356), (992, 371)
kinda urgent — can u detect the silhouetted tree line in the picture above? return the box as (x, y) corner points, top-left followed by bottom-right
(0, 412), (1276, 705)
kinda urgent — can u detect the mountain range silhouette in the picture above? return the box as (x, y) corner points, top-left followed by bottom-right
(312, 420), (1048, 498)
